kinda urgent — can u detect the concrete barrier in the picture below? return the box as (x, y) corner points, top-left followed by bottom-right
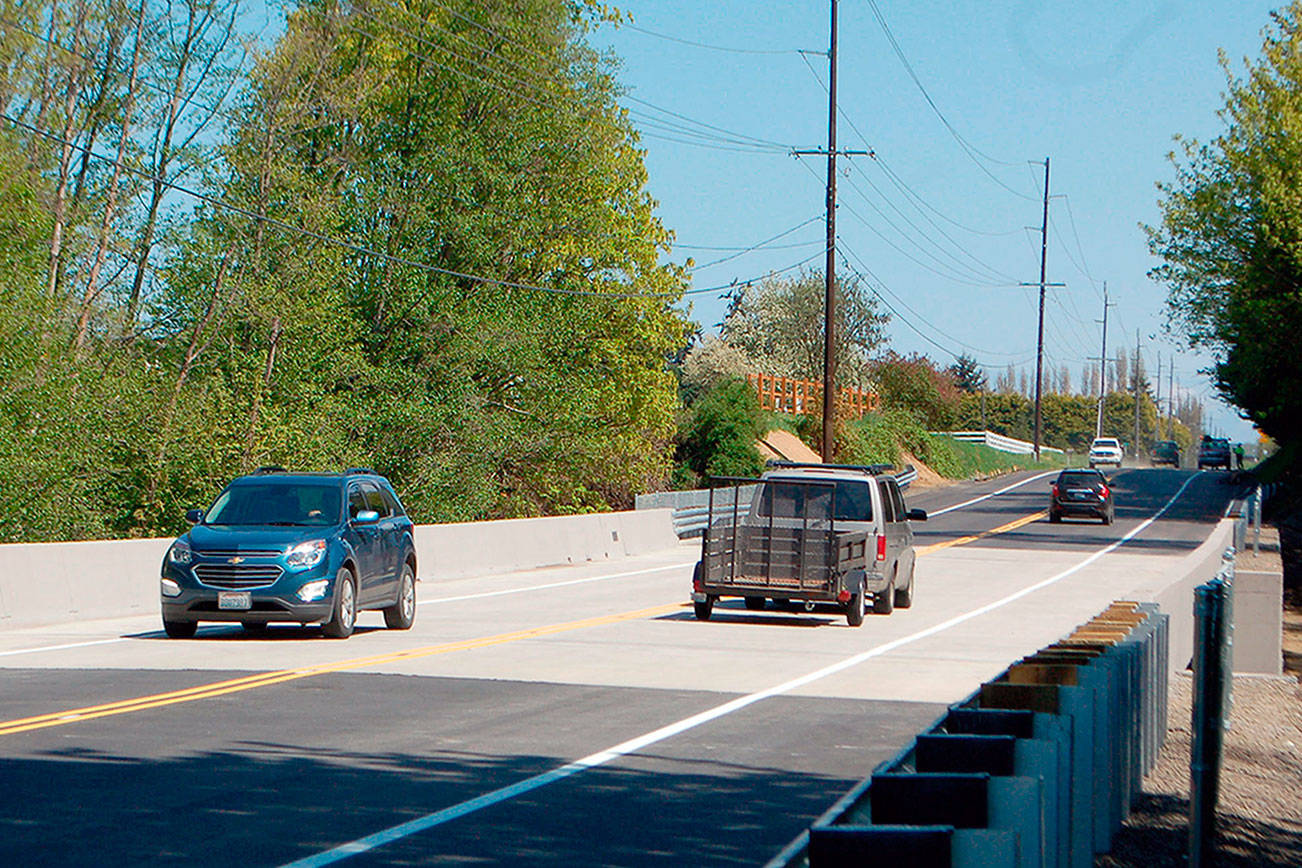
(0, 508), (680, 630)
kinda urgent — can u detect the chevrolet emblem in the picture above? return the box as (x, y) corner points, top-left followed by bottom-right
(228, 556), (245, 565)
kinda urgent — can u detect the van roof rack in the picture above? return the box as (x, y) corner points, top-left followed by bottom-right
(765, 460), (895, 475)
(344, 467), (377, 475)
(253, 465), (287, 474)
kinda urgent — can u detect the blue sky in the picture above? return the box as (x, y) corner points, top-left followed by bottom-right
(589, 1), (1280, 440)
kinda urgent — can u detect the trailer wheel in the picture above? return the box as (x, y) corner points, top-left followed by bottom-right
(846, 583), (865, 627)
(743, 596), (766, 611)
(693, 596), (715, 621)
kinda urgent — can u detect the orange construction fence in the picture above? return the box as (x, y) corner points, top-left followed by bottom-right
(747, 373), (877, 419)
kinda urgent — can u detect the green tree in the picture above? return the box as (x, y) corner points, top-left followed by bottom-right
(948, 353), (988, 394)
(1149, 3), (1302, 447)
(720, 270), (888, 389)
(676, 377), (764, 482)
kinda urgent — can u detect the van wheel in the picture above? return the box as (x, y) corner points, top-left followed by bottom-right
(693, 596), (714, 621)
(744, 596), (766, 611)
(873, 573), (895, 615)
(895, 562), (914, 609)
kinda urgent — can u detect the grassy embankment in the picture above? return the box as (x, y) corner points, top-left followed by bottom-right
(764, 410), (1077, 480)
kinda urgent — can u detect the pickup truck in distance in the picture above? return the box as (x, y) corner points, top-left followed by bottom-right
(1089, 437), (1124, 468)
(1197, 437), (1231, 470)
(691, 463), (926, 627)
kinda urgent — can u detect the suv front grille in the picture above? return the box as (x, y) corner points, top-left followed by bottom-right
(198, 549), (283, 559)
(193, 563), (283, 589)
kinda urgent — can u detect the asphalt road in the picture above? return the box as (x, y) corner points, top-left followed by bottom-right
(0, 467), (1242, 866)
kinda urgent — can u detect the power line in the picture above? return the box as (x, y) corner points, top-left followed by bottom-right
(617, 21), (807, 56)
(368, 1), (793, 154)
(2, 112), (780, 302)
(862, 0), (1038, 201)
(837, 242), (1035, 364)
(844, 159), (1019, 284)
(688, 215), (824, 270)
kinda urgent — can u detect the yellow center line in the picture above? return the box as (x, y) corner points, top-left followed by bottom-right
(0, 602), (683, 737)
(916, 510), (1047, 556)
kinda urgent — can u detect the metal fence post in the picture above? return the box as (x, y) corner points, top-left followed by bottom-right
(1189, 565), (1233, 868)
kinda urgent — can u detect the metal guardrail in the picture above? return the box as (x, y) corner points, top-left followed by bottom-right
(934, 430), (1066, 456)
(1189, 549), (1235, 868)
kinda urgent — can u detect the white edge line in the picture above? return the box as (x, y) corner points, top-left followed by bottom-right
(280, 471), (1206, 868)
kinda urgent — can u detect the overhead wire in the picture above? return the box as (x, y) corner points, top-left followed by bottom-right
(798, 51), (1025, 283)
(2, 112), (794, 301)
(836, 241), (1035, 364)
(687, 215), (824, 271)
(616, 21), (808, 56)
(370, 0), (794, 154)
(862, 0), (1038, 201)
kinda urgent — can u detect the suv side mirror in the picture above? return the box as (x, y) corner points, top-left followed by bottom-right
(907, 508), (928, 522)
(353, 509), (380, 525)
(185, 508), (204, 524)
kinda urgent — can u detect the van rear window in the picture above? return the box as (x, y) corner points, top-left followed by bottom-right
(755, 480), (873, 522)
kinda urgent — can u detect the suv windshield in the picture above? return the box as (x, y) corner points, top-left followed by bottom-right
(756, 479), (873, 522)
(204, 482), (342, 527)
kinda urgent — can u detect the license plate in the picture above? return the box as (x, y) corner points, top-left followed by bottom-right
(218, 591), (252, 610)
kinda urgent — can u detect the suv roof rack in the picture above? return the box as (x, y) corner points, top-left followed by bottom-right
(765, 460), (895, 475)
(253, 465), (287, 474)
(344, 467), (376, 475)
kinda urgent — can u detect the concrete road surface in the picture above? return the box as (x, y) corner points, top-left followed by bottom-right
(0, 468), (1239, 866)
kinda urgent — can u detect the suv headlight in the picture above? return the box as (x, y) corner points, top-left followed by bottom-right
(168, 540), (192, 565)
(286, 539), (327, 569)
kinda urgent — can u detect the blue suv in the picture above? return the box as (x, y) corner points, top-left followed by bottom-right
(159, 468), (417, 639)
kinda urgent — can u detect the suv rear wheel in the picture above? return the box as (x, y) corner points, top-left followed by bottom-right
(383, 563), (416, 630)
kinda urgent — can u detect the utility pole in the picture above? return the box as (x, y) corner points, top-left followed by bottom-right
(1155, 354), (1162, 440)
(1168, 358), (1175, 436)
(1133, 329), (1141, 455)
(822, 0), (838, 464)
(1019, 159), (1063, 461)
(1092, 282), (1115, 439)
(792, 0), (866, 463)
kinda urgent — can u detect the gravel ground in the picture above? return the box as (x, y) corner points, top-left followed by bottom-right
(1097, 673), (1302, 867)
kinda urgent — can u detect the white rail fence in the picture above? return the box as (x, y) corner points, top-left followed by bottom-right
(934, 430), (1065, 456)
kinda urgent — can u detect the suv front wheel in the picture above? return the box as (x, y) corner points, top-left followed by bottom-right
(322, 568), (357, 638)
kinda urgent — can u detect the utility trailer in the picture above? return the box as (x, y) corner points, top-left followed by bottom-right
(692, 474), (874, 627)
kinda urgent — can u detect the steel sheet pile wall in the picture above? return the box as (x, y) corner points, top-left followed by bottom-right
(767, 601), (1169, 868)
(1189, 553), (1235, 868)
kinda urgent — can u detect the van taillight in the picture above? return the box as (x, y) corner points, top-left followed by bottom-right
(1100, 485), (1109, 499)
(876, 534), (887, 561)
(1051, 484), (1059, 497)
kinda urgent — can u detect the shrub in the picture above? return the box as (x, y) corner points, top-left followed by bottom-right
(676, 377), (765, 482)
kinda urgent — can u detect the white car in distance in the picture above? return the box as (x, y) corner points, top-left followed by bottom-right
(1089, 437), (1124, 468)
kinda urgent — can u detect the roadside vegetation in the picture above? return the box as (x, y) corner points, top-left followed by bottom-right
(0, 1), (689, 541)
